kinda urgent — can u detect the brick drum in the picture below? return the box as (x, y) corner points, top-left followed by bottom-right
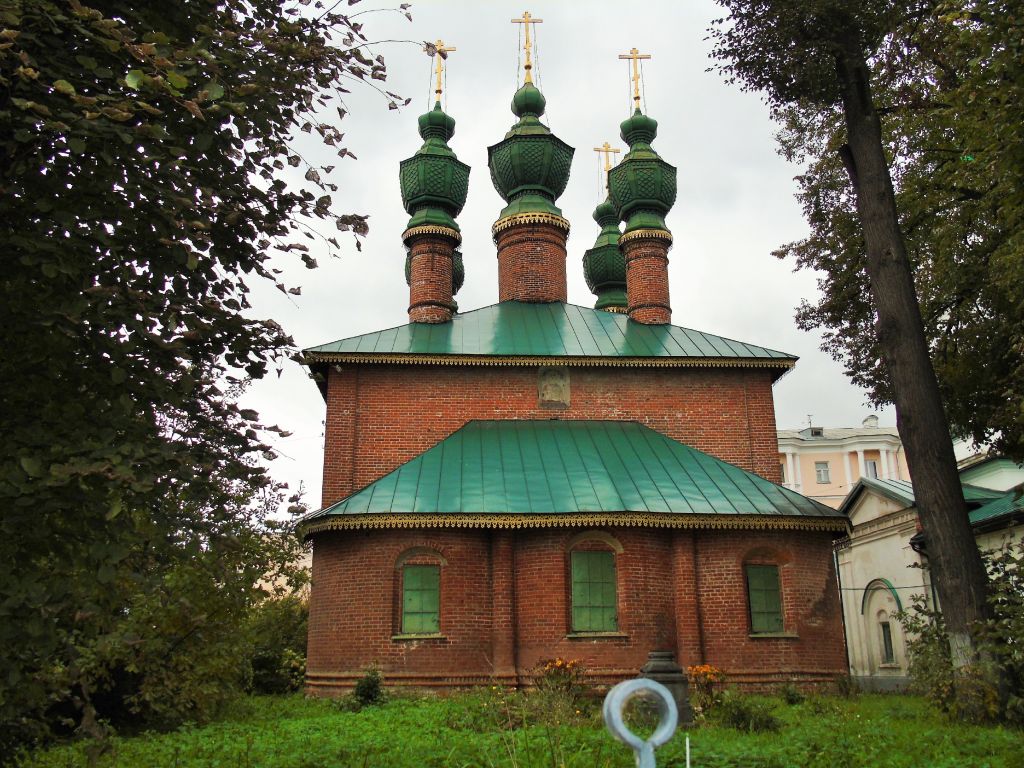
(406, 232), (456, 323)
(622, 234), (672, 325)
(495, 221), (568, 303)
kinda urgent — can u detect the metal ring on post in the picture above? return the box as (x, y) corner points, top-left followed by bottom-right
(602, 678), (679, 768)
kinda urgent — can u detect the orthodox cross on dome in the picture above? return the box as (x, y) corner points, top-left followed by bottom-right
(594, 141), (621, 172)
(430, 39), (456, 99)
(593, 141), (621, 193)
(511, 11), (543, 84)
(618, 47), (651, 110)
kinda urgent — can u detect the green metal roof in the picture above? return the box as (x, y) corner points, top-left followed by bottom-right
(304, 301), (795, 366)
(837, 476), (1005, 517)
(301, 420), (844, 534)
(969, 487), (1024, 527)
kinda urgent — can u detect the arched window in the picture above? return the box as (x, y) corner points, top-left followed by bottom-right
(568, 532), (622, 633)
(878, 610), (895, 664)
(395, 547), (446, 636)
(743, 546), (788, 635)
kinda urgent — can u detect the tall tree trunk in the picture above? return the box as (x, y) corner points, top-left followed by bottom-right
(833, 40), (989, 665)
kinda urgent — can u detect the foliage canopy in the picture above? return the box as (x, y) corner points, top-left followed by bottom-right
(0, 0), (399, 747)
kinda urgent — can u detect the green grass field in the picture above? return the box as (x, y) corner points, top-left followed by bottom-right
(16, 691), (1024, 768)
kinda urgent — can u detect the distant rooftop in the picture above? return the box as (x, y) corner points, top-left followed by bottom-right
(778, 426), (900, 441)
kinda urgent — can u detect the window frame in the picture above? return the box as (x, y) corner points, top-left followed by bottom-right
(880, 620), (895, 664)
(401, 563), (441, 635)
(865, 459), (878, 479)
(814, 461), (831, 483)
(570, 549), (618, 633)
(745, 563), (785, 635)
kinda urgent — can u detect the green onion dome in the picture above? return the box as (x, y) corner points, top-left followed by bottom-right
(399, 102), (471, 233)
(487, 83), (574, 223)
(607, 108), (677, 234)
(583, 198), (626, 312)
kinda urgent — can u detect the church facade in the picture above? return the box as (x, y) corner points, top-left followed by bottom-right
(300, 39), (848, 693)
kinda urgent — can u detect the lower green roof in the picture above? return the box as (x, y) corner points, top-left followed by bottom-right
(302, 420), (845, 534)
(969, 487), (1024, 527)
(838, 477), (1005, 516)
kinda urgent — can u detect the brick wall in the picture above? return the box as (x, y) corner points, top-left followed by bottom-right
(495, 222), (568, 302)
(306, 526), (847, 693)
(406, 233), (456, 323)
(622, 235), (671, 324)
(321, 364), (782, 508)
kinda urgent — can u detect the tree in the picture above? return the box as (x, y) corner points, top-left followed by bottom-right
(709, 0), (992, 668)
(0, 0), (400, 748)
(774, 1), (1024, 461)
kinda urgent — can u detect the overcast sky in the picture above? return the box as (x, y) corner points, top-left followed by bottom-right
(241, 0), (896, 510)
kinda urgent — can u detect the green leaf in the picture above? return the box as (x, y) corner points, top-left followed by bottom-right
(204, 81), (224, 101)
(167, 71), (188, 90)
(68, 137), (87, 154)
(53, 79), (76, 96)
(125, 69), (145, 90)
(19, 457), (44, 477)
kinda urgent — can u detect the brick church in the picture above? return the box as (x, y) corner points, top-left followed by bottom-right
(299, 33), (848, 694)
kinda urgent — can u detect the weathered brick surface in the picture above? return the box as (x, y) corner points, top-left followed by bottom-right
(321, 364), (783, 509)
(622, 236), (671, 324)
(306, 526), (847, 693)
(495, 222), (568, 302)
(308, 346), (847, 694)
(407, 233), (456, 323)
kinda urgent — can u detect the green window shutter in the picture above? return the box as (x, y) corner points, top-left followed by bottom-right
(746, 564), (783, 634)
(571, 551), (617, 632)
(402, 565), (440, 634)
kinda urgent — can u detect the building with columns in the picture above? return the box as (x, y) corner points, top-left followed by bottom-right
(299, 27), (848, 694)
(777, 416), (911, 509)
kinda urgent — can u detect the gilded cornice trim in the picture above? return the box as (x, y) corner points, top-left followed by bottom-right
(305, 351), (796, 371)
(619, 228), (673, 245)
(491, 212), (571, 236)
(402, 225), (462, 244)
(301, 512), (849, 537)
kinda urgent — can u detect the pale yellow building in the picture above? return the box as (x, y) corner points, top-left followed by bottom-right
(834, 454), (1022, 691)
(777, 416), (911, 509)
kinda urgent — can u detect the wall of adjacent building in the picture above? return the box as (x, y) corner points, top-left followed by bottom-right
(779, 442), (911, 509)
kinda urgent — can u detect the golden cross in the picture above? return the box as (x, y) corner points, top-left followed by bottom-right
(511, 11), (543, 84)
(618, 47), (652, 109)
(593, 142), (621, 173)
(432, 39), (456, 99)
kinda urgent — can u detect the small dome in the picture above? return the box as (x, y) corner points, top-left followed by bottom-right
(418, 102), (456, 142)
(620, 108), (658, 147)
(511, 83), (546, 118)
(593, 198), (617, 225)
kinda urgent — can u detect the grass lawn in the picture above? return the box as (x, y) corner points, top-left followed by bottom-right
(15, 691), (1023, 768)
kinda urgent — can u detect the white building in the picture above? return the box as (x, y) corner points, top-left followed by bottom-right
(835, 455), (1023, 690)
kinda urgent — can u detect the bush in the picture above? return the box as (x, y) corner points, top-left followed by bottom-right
(528, 658), (589, 726)
(713, 693), (781, 733)
(779, 683), (805, 705)
(248, 596), (308, 695)
(353, 666), (384, 707)
(900, 542), (1024, 725)
(687, 664), (726, 719)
